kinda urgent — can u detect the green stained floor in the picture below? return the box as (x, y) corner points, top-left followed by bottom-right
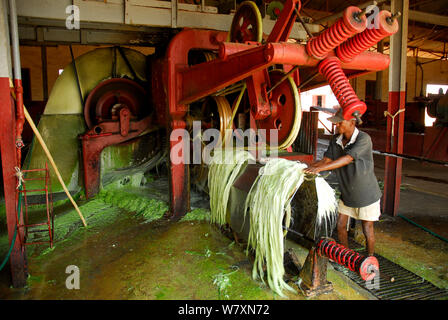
(0, 177), (368, 300)
(1, 175), (446, 300)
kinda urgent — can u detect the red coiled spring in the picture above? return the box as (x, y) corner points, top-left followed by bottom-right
(336, 10), (399, 62)
(317, 238), (364, 272)
(318, 57), (366, 120)
(306, 6), (366, 59)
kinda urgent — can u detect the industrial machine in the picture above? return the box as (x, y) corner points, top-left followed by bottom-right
(150, 0), (398, 218)
(12, 0), (399, 293)
(24, 47), (164, 199)
(22, 0), (399, 215)
(224, 162), (379, 296)
(148, 0), (397, 296)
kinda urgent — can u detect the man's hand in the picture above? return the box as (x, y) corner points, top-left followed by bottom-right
(304, 166), (322, 175)
(304, 155), (354, 175)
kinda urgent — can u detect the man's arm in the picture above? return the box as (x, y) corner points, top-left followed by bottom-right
(304, 155), (353, 175)
(308, 157), (332, 168)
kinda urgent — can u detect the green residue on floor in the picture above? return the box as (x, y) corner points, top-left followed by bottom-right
(98, 188), (168, 223)
(181, 208), (211, 222)
(0, 179), (372, 300)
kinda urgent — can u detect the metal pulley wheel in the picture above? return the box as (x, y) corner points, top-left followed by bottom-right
(83, 78), (148, 129)
(229, 1), (263, 43)
(201, 96), (233, 146)
(256, 69), (301, 149)
(190, 95), (233, 193)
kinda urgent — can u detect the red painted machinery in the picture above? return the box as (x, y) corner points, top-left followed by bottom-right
(150, 0), (398, 218)
(80, 78), (153, 198)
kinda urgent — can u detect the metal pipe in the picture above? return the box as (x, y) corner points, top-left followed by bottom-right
(0, 0), (27, 288)
(41, 45), (48, 100)
(372, 149), (448, 167)
(8, 0), (20, 81)
(8, 0), (25, 162)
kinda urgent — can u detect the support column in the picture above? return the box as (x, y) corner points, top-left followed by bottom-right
(0, 0), (27, 287)
(41, 45), (48, 101)
(374, 40), (384, 100)
(383, 0), (409, 216)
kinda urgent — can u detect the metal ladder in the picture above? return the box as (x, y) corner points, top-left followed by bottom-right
(16, 163), (54, 248)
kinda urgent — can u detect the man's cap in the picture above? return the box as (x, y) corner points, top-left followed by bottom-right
(327, 108), (345, 124)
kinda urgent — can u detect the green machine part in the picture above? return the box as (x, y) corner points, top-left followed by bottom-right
(24, 47), (150, 197)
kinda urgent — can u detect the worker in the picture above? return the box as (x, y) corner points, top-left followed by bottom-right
(303, 108), (382, 256)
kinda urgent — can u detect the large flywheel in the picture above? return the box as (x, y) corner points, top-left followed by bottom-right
(257, 69), (302, 149)
(229, 1), (263, 43)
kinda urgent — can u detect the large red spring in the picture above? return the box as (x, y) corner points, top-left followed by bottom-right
(306, 6), (366, 59)
(318, 57), (366, 120)
(336, 10), (399, 62)
(317, 238), (379, 281)
(317, 238), (364, 272)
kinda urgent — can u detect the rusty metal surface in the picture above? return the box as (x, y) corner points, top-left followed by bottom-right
(80, 115), (152, 199)
(299, 247), (334, 297)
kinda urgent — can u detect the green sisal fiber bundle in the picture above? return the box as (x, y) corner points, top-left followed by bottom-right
(208, 153), (338, 297)
(208, 149), (255, 226)
(244, 158), (338, 297)
(244, 158), (307, 297)
(315, 175), (338, 236)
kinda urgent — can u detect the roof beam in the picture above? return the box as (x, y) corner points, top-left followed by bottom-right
(312, 2), (448, 27)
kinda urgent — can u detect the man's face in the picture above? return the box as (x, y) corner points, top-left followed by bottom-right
(335, 119), (355, 134)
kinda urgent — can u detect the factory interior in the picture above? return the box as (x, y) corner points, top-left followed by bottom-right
(0, 0), (447, 302)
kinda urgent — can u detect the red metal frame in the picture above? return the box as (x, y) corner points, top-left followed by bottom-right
(0, 78), (27, 287)
(80, 77), (153, 199)
(383, 91), (406, 215)
(155, 0), (393, 218)
(80, 115), (152, 199)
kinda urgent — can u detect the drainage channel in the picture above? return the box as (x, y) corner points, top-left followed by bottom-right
(329, 239), (448, 300)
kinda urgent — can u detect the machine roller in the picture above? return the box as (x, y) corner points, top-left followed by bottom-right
(208, 159), (379, 297)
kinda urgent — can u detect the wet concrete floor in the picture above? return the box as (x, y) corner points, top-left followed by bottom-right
(0, 140), (447, 300)
(0, 192), (365, 300)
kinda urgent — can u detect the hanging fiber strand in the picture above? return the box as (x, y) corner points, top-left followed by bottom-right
(243, 158), (338, 297)
(315, 176), (338, 237)
(208, 153), (338, 297)
(244, 158), (306, 297)
(208, 149), (254, 226)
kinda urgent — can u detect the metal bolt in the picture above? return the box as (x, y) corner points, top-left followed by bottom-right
(354, 1), (377, 20)
(387, 11), (401, 24)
